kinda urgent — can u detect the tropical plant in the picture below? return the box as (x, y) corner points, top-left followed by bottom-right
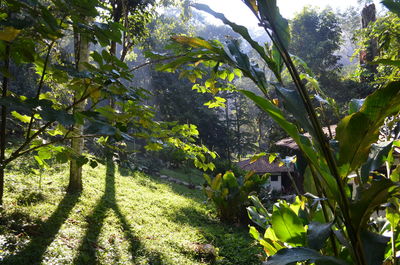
(203, 170), (268, 224)
(157, 0), (400, 264)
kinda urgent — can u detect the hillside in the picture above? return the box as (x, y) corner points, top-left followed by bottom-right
(0, 162), (261, 265)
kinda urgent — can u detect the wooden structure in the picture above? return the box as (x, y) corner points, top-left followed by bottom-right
(237, 157), (297, 193)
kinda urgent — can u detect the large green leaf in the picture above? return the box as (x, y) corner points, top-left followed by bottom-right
(274, 84), (315, 139)
(272, 44), (283, 74)
(271, 205), (306, 246)
(382, 0), (400, 17)
(242, 0), (259, 16)
(193, 3), (282, 80)
(247, 206), (268, 228)
(360, 230), (390, 265)
(360, 141), (393, 182)
(387, 198), (400, 225)
(11, 111), (31, 123)
(222, 171), (239, 189)
(248, 195), (269, 217)
(171, 35), (220, 52)
(249, 226), (283, 256)
(247, 196), (270, 228)
(256, 0), (290, 51)
(211, 173), (223, 191)
(225, 40), (269, 93)
(337, 81), (400, 176)
(350, 178), (398, 232)
(348, 99), (365, 115)
(37, 100), (74, 127)
(307, 222), (333, 250)
(0, 96), (32, 113)
(264, 247), (347, 265)
(303, 166), (318, 195)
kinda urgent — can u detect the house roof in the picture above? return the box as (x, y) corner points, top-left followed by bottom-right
(237, 156), (294, 174)
(275, 125), (337, 150)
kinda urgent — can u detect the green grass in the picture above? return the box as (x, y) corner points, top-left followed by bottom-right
(159, 168), (205, 186)
(0, 160), (262, 265)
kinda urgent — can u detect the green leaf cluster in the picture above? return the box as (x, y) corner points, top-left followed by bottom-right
(203, 171), (268, 223)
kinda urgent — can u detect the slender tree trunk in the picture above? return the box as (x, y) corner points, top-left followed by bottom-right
(257, 114), (263, 152)
(67, 26), (89, 193)
(225, 98), (231, 163)
(234, 96), (241, 161)
(0, 44), (10, 205)
(109, 0), (123, 111)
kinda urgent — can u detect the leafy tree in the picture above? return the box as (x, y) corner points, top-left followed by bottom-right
(0, 0), (215, 204)
(337, 6), (361, 69)
(142, 14), (237, 160)
(68, 13), (91, 193)
(67, 0), (157, 192)
(150, 69), (230, 157)
(289, 7), (342, 88)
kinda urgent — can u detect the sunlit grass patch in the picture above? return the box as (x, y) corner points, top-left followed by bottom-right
(0, 161), (261, 264)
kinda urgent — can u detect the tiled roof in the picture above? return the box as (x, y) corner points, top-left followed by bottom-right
(275, 125), (337, 149)
(237, 156), (294, 174)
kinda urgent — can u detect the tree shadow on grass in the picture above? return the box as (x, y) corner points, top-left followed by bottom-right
(72, 159), (144, 265)
(146, 174), (206, 202)
(168, 206), (262, 265)
(1, 192), (81, 265)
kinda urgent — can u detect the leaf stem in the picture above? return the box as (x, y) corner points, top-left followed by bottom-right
(392, 223), (397, 265)
(309, 165), (339, 257)
(26, 40), (56, 141)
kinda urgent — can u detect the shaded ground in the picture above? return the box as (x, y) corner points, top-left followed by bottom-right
(0, 161), (262, 265)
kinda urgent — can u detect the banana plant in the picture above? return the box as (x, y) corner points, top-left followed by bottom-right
(157, 1), (400, 264)
(203, 170), (268, 223)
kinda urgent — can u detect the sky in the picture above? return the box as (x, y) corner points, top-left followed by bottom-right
(195, 0), (383, 29)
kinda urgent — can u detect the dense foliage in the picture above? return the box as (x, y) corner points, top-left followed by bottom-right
(159, 0), (400, 264)
(0, 0), (216, 204)
(290, 6), (343, 79)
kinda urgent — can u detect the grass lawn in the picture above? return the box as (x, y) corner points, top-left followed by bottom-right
(0, 160), (262, 265)
(159, 168), (205, 186)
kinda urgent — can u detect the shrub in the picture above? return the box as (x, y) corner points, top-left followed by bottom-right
(203, 171), (268, 224)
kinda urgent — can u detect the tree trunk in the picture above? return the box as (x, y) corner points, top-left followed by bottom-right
(225, 98), (231, 163)
(0, 44), (10, 205)
(67, 26), (89, 193)
(234, 96), (241, 161)
(257, 113), (263, 152)
(360, 3), (378, 80)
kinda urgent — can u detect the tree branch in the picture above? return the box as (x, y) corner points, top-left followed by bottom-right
(129, 54), (187, 72)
